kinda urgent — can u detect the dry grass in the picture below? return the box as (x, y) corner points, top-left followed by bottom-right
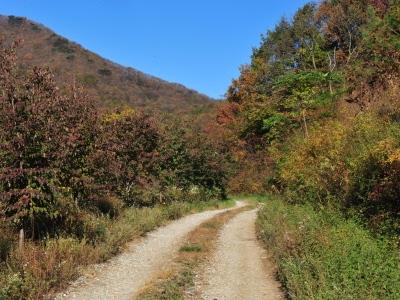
(0, 200), (234, 300)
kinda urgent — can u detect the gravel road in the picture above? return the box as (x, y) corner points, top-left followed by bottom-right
(196, 209), (283, 300)
(56, 203), (244, 300)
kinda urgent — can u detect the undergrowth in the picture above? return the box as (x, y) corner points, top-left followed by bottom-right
(0, 199), (233, 300)
(256, 195), (400, 300)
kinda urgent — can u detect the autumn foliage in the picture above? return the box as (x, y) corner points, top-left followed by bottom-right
(223, 0), (400, 233)
(0, 40), (228, 240)
(0, 15), (214, 114)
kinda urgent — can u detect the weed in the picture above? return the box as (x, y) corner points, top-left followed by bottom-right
(202, 222), (217, 229)
(256, 195), (400, 300)
(179, 244), (202, 252)
(0, 200), (234, 299)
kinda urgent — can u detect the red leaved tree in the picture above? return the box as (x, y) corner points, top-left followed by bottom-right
(0, 40), (99, 237)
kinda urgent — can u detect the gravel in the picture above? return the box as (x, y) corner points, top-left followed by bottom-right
(195, 209), (283, 300)
(56, 202), (244, 300)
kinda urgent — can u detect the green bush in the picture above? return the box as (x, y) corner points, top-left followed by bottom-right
(257, 196), (400, 300)
(0, 225), (13, 262)
(97, 68), (112, 76)
(7, 16), (25, 27)
(0, 273), (25, 300)
(79, 74), (98, 87)
(30, 23), (41, 32)
(52, 37), (74, 54)
(275, 112), (400, 235)
(275, 119), (348, 205)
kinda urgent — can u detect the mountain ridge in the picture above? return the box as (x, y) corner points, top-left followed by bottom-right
(0, 15), (215, 113)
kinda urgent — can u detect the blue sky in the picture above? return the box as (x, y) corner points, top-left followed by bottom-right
(0, 1), (309, 99)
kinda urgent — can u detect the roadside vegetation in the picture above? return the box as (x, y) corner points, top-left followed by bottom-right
(257, 195), (400, 299)
(0, 40), (230, 299)
(0, 200), (233, 299)
(219, 0), (400, 298)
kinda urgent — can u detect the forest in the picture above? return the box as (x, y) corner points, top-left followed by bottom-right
(1, 0), (400, 299)
(220, 0), (400, 298)
(224, 0), (399, 233)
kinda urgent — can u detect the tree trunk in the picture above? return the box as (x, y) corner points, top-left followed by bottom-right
(19, 229), (24, 252)
(312, 51), (317, 70)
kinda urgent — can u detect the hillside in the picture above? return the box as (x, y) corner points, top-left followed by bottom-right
(0, 15), (214, 113)
(220, 1), (400, 298)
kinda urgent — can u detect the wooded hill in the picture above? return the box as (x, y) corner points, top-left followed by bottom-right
(0, 15), (215, 114)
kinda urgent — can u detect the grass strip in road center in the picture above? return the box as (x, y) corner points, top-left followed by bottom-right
(136, 205), (251, 300)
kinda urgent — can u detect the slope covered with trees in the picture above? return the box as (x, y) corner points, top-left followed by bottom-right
(220, 0), (400, 298)
(0, 15), (214, 114)
(223, 0), (400, 232)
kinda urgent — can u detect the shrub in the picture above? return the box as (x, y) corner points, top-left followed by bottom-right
(275, 112), (400, 235)
(52, 37), (74, 54)
(79, 74), (98, 87)
(276, 120), (348, 205)
(30, 23), (41, 32)
(257, 196), (400, 299)
(7, 16), (25, 27)
(0, 41), (99, 237)
(97, 68), (112, 76)
(89, 109), (161, 206)
(0, 224), (13, 262)
(347, 137), (400, 234)
(158, 119), (228, 200)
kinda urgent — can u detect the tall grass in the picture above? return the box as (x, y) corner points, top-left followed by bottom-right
(256, 195), (400, 300)
(0, 199), (233, 300)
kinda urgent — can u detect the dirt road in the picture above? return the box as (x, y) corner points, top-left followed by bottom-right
(57, 203), (244, 300)
(195, 209), (283, 300)
(57, 203), (282, 300)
